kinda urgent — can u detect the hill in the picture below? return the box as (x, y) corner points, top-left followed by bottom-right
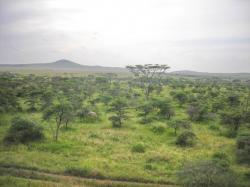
(0, 59), (127, 73)
(170, 70), (250, 80)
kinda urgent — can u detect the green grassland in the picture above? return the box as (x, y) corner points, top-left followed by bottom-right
(0, 71), (249, 186)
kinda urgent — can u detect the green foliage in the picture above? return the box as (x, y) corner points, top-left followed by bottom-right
(187, 103), (208, 121)
(131, 143), (146, 153)
(178, 160), (238, 187)
(236, 133), (250, 164)
(0, 71), (250, 185)
(108, 97), (128, 128)
(176, 131), (197, 147)
(0, 114), (11, 126)
(138, 101), (155, 124)
(150, 124), (165, 134)
(169, 120), (191, 135)
(109, 115), (122, 128)
(227, 94), (240, 107)
(126, 64), (169, 98)
(43, 98), (73, 140)
(220, 110), (243, 136)
(76, 103), (99, 123)
(144, 163), (156, 171)
(151, 97), (175, 119)
(4, 117), (44, 144)
(212, 152), (230, 168)
(0, 88), (20, 113)
(171, 91), (187, 105)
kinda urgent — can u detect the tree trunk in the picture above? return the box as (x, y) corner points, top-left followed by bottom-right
(65, 120), (68, 129)
(55, 125), (59, 141)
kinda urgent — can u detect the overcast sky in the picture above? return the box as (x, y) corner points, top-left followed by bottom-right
(0, 0), (249, 72)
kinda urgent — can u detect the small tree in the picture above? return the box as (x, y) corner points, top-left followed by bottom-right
(187, 103), (207, 121)
(171, 91), (187, 106)
(138, 101), (155, 124)
(220, 110), (243, 136)
(43, 99), (73, 141)
(108, 98), (128, 128)
(152, 98), (175, 120)
(227, 94), (240, 107)
(169, 120), (191, 135)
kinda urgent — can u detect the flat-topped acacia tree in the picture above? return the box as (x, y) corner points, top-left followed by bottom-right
(126, 64), (170, 99)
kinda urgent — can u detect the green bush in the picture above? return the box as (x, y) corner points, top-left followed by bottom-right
(178, 160), (238, 187)
(176, 131), (197, 147)
(139, 116), (154, 124)
(144, 163), (156, 170)
(131, 143), (146, 153)
(4, 117), (44, 144)
(212, 152), (230, 168)
(209, 124), (220, 131)
(109, 115), (122, 128)
(236, 133), (250, 164)
(151, 124), (165, 134)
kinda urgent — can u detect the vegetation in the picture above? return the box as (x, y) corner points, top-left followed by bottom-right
(175, 131), (197, 147)
(236, 133), (250, 164)
(178, 160), (238, 187)
(0, 68), (249, 186)
(4, 116), (43, 144)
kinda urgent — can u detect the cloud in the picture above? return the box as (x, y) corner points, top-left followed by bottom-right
(0, 0), (249, 72)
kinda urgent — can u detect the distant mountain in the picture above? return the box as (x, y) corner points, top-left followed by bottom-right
(170, 70), (250, 80)
(0, 59), (127, 72)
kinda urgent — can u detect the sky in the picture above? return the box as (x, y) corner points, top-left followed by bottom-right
(0, 0), (249, 72)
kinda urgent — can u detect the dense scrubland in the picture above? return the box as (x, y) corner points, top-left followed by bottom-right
(0, 66), (250, 187)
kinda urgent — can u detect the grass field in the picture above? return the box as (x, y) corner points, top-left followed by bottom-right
(1, 108), (249, 186)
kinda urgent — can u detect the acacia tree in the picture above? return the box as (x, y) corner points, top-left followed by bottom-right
(126, 64), (170, 99)
(43, 99), (73, 141)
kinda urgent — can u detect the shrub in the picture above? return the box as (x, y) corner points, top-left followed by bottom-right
(4, 117), (44, 144)
(144, 163), (155, 170)
(187, 104), (208, 121)
(109, 115), (122, 128)
(151, 124), (165, 134)
(169, 120), (191, 135)
(178, 160), (238, 187)
(131, 143), (146, 153)
(209, 124), (220, 131)
(176, 131), (197, 147)
(139, 116), (154, 124)
(236, 133), (250, 164)
(212, 152), (230, 168)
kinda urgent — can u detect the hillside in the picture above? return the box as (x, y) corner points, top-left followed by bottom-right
(170, 70), (250, 80)
(0, 59), (127, 73)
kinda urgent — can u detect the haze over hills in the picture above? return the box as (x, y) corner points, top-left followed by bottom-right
(0, 60), (250, 80)
(0, 59), (127, 72)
